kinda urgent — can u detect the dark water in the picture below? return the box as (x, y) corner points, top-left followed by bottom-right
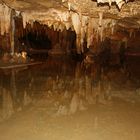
(0, 55), (140, 121)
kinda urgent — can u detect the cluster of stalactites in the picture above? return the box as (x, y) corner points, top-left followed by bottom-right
(21, 9), (117, 53)
(0, 4), (11, 35)
(21, 10), (73, 32)
(97, 0), (129, 9)
(71, 12), (117, 53)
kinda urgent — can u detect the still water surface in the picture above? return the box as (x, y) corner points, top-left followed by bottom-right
(0, 56), (140, 140)
(0, 56), (139, 121)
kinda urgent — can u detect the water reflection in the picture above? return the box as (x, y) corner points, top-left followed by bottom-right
(0, 56), (140, 121)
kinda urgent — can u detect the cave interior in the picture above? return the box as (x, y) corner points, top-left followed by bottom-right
(0, 0), (140, 140)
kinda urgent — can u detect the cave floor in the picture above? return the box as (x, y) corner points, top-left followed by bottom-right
(0, 56), (140, 140)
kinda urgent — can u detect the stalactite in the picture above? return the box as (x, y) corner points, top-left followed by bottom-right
(108, 0), (112, 7)
(21, 12), (28, 29)
(10, 10), (16, 55)
(111, 20), (116, 35)
(0, 4), (11, 35)
(87, 18), (95, 48)
(95, 16), (115, 42)
(59, 23), (65, 32)
(53, 22), (59, 31)
(71, 13), (90, 53)
(80, 28), (85, 52)
(68, 2), (71, 11)
(0, 1), (120, 54)
(97, 12), (104, 42)
(76, 16), (88, 52)
(65, 22), (71, 30)
(46, 20), (53, 28)
(116, 0), (125, 9)
(71, 13), (81, 39)
(71, 13), (81, 53)
(98, 12), (103, 27)
(122, 37), (128, 48)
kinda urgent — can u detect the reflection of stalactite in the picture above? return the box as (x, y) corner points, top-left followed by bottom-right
(105, 82), (112, 101)
(94, 81), (101, 104)
(11, 69), (17, 106)
(96, 81), (107, 105)
(23, 90), (31, 106)
(69, 92), (79, 114)
(75, 62), (82, 78)
(85, 76), (94, 104)
(2, 88), (14, 120)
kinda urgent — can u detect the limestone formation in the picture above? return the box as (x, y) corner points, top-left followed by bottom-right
(0, 0), (140, 53)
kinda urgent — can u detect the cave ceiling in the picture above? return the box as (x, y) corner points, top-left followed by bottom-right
(1, 0), (140, 28)
(0, 0), (140, 53)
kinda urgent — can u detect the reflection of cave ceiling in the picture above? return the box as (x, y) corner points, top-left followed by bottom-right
(0, 0), (140, 52)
